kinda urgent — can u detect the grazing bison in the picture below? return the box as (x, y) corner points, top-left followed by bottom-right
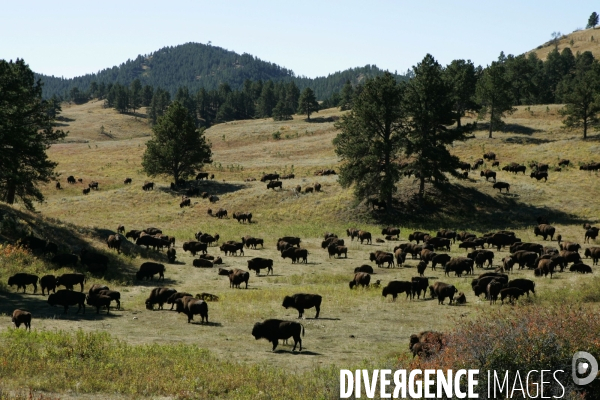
(136, 262), (166, 281)
(124, 178), (132, 184)
(349, 272), (371, 289)
(166, 292), (193, 310)
(56, 273), (86, 292)
(480, 169), (496, 182)
(67, 175), (76, 184)
(444, 257), (473, 277)
(560, 250), (582, 264)
(174, 296), (209, 323)
(88, 181), (99, 190)
(530, 171), (548, 181)
(48, 290), (86, 314)
(534, 224), (555, 240)
(167, 247), (177, 263)
(570, 263), (593, 274)
(220, 242), (244, 256)
(585, 247), (600, 265)
(86, 294), (112, 314)
(106, 234), (121, 253)
(321, 237), (344, 249)
(146, 288), (177, 310)
(260, 173), (280, 182)
(96, 289), (121, 310)
(142, 182), (154, 191)
(558, 159), (570, 167)
(8, 273), (38, 294)
(213, 208), (227, 218)
(248, 258), (274, 275)
(492, 182), (510, 192)
(382, 281), (413, 301)
(429, 282), (458, 305)
(511, 250), (538, 269)
(82, 188), (90, 195)
(354, 265), (374, 274)
(282, 294), (322, 318)
(507, 279), (535, 297)
(209, 195), (219, 203)
(219, 268), (250, 289)
(267, 181), (283, 190)
(370, 251), (394, 268)
(278, 236), (301, 247)
(499, 287), (525, 304)
(408, 231), (429, 244)
(436, 230), (457, 243)
(180, 197), (191, 208)
(196, 172), (209, 180)
(327, 244), (348, 258)
(252, 319), (304, 352)
(281, 247), (308, 263)
(431, 253), (451, 270)
(12, 309), (31, 330)
(483, 152), (496, 161)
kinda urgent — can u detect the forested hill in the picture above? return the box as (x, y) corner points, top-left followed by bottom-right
(36, 42), (404, 100)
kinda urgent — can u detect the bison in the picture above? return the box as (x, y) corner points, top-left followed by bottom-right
(493, 182), (510, 193)
(252, 319), (304, 352)
(534, 224), (555, 240)
(382, 281), (412, 301)
(349, 272), (371, 289)
(480, 169), (497, 182)
(8, 273), (38, 294)
(56, 273), (86, 292)
(248, 258), (274, 275)
(48, 290), (86, 314)
(136, 262), (165, 281)
(282, 294), (322, 318)
(218, 268), (249, 289)
(429, 282), (458, 305)
(146, 288), (177, 310)
(174, 296), (209, 323)
(12, 309), (32, 330)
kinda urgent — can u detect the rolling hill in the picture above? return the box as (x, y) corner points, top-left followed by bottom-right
(36, 42), (405, 100)
(529, 26), (600, 60)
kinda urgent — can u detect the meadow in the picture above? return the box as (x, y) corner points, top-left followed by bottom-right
(0, 100), (599, 398)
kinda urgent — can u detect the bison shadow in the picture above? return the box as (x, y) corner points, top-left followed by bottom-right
(273, 349), (322, 355)
(189, 321), (223, 327)
(134, 278), (178, 287)
(304, 317), (340, 321)
(158, 181), (248, 197)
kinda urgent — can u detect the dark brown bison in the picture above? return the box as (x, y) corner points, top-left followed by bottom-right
(558, 159), (570, 167)
(483, 152), (496, 161)
(136, 262), (165, 281)
(570, 263), (593, 273)
(48, 290), (86, 314)
(67, 175), (76, 184)
(252, 319), (304, 352)
(585, 227), (599, 243)
(559, 250), (581, 264)
(381, 227), (400, 238)
(431, 253), (451, 270)
(193, 258), (213, 268)
(346, 228), (360, 241)
(56, 273), (85, 292)
(278, 236), (301, 247)
(487, 280), (503, 304)
(282, 294), (322, 318)
(12, 309), (31, 330)
(429, 282), (458, 305)
(106, 234), (122, 253)
(534, 224), (555, 240)
(183, 241), (208, 256)
(507, 279), (535, 296)
(248, 258), (274, 275)
(382, 281), (412, 301)
(8, 273), (38, 294)
(480, 169), (496, 182)
(349, 272), (371, 289)
(499, 287), (525, 304)
(40, 275), (56, 296)
(260, 173), (280, 182)
(354, 264), (374, 274)
(467, 250), (494, 268)
(492, 182), (510, 192)
(97, 289), (121, 310)
(281, 247), (308, 263)
(267, 181), (283, 190)
(436, 230), (457, 243)
(174, 296), (209, 323)
(530, 171), (548, 181)
(142, 182), (154, 191)
(357, 230), (372, 244)
(511, 250), (538, 269)
(417, 261), (427, 277)
(411, 277), (429, 299)
(196, 172), (209, 180)
(444, 257), (474, 277)
(408, 231), (429, 244)
(166, 292), (193, 310)
(327, 244), (348, 258)
(219, 268), (250, 288)
(146, 288), (178, 310)
(321, 237), (344, 249)
(585, 247), (600, 265)
(560, 242), (581, 253)
(220, 242), (244, 256)
(86, 294), (112, 314)
(166, 247), (177, 263)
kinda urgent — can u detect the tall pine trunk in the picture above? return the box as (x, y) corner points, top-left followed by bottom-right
(418, 176), (425, 202)
(5, 180), (16, 204)
(488, 107), (494, 139)
(584, 117), (588, 139)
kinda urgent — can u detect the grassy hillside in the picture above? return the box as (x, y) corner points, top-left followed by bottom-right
(0, 101), (599, 398)
(529, 27), (600, 60)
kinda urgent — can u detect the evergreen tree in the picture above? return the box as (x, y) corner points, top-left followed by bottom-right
(297, 87), (319, 120)
(285, 81), (300, 112)
(272, 99), (293, 121)
(339, 80), (354, 111)
(333, 72), (407, 209)
(129, 79), (142, 114)
(443, 59), (479, 126)
(559, 63), (600, 139)
(476, 60), (515, 138)
(114, 84), (129, 113)
(257, 81), (276, 118)
(142, 85), (154, 107)
(142, 101), (212, 183)
(148, 88), (171, 124)
(404, 54), (469, 201)
(89, 81), (98, 98)
(0, 59), (66, 209)
(588, 12), (599, 29)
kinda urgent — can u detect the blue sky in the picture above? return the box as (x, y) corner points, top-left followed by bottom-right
(1, 1), (596, 78)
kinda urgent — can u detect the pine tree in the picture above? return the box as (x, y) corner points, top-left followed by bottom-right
(476, 60), (515, 138)
(588, 12), (599, 29)
(142, 101), (212, 183)
(297, 87), (319, 120)
(559, 63), (600, 139)
(0, 59), (66, 209)
(339, 80), (354, 111)
(404, 54), (470, 201)
(333, 72), (407, 209)
(257, 81), (276, 118)
(272, 99), (293, 121)
(443, 59), (479, 126)
(142, 85), (154, 107)
(148, 88), (171, 124)
(129, 79), (142, 114)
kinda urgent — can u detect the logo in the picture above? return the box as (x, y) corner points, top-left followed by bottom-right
(572, 351), (598, 385)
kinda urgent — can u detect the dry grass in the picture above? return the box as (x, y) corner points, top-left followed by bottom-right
(528, 27), (600, 61)
(1, 101), (599, 397)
